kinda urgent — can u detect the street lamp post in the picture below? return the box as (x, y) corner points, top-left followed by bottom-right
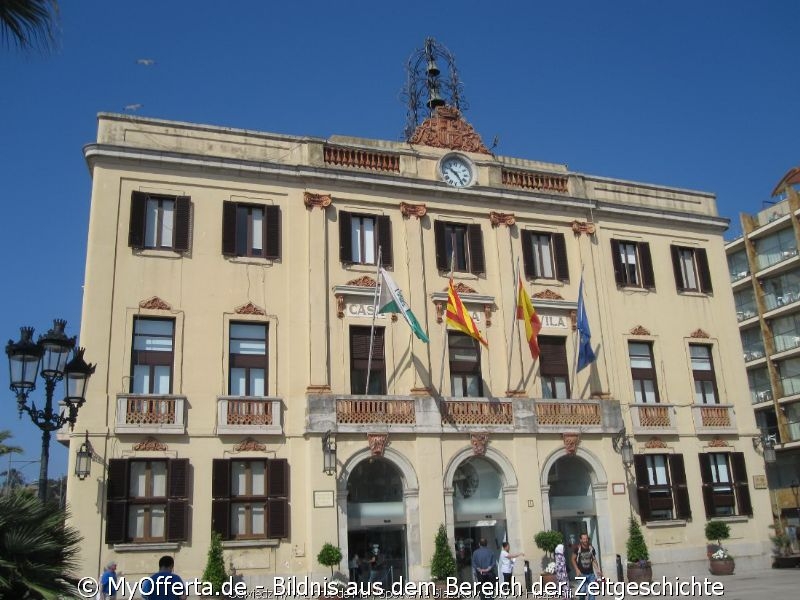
(5, 320), (95, 502)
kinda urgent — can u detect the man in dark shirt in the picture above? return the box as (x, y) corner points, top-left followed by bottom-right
(471, 538), (496, 600)
(571, 534), (601, 600)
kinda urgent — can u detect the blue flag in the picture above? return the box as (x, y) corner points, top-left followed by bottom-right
(577, 275), (597, 372)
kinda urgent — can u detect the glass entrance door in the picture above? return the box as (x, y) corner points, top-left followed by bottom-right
(347, 526), (406, 585)
(554, 517), (600, 579)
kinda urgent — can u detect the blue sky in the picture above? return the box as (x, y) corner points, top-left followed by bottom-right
(1, 1), (798, 478)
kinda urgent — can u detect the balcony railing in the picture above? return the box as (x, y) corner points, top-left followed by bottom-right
(774, 333), (800, 354)
(217, 396), (282, 435)
(336, 398), (416, 424)
(630, 403), (677, 434)
(751, 389), (773, 404)
(534, 400), (602, 426)
(736, 309), (757, 322)
(691, 404), (737, 433)
(441, 399), (513, 425)
(730, 270), (750, 283)
(115, 395), (186, 434)
(743, 348), (766, 362)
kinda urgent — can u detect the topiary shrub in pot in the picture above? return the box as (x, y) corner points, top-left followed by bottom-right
(705, 521), (734, 575)
(626, 517), (652, 583)
(430, 524), (457, 582)
(317, 542), (344, 598)
(534, 530), (562, 584)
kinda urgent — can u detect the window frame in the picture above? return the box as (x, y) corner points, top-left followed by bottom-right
(670, 245), (712, 293)
(222, 201), (281, 259)
(127, 460), (168, 543)
(338, 211), (393, 267)
(539, 336), (570, 399)
(633, 453), (691, 523)
(521, 230), (569, 281)
(628, 341), (659, 403)
(128, 191), (191, 252)
(690, 344), (719, 405)
(130, 317), (175, 395)
(611, 239), (655, 289)
(434, 220), (485, 275)
(230, 460), (268, 540)
(698, 452), (752, 518)
(349, 326), (387, 395)
(448, 331), (483, 397)
(228, 322), (268, 397)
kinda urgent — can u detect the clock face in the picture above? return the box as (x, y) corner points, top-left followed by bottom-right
(440, 155), (473, 187)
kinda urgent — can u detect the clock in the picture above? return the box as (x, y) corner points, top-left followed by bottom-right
(440, 154), (474, 188)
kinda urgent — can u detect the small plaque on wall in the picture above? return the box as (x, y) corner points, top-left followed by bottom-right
(314, 490), (335, 508)
(612, 482), (626, 495)
(753, 475), (767, 489)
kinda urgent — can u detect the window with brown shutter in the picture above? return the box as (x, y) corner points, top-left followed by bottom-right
(628, 342), (659, 403)
(338, 211), (393, 267)
(521, 231), (569, 282)
(690, 344), (718, 404)
(611, 239), (654, 289)
(633, 453), (691, 523)
(350, 326), (386, 394)
(221, 201), (281, 259)
(448, 331), (483, 397)
(699, 452), (745, 518)
(539, 336), (569, 399)
(434, 220), (485, 275)
(128, 191), (191, 252)
(671, 246), (713, 294)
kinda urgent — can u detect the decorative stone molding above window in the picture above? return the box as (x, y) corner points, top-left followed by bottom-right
(489, 212), (516, 227)
(562, 433), (581, 455)
(139, 296), (171, 311)
(323, 145), (400, 173)
(303, 192), (332, 210)
(431, 287), (495, 326)
(408, 106), (491, 154)
(707, 437), (729, 448)
(233, 437), (266, 452)
(333, 276), (395, 320)
(133, 437), (168, 451)
(532, 289), (564, 301)
(368, 433), (389, 456)
(471, 433), (489, 456)
(630, 325), (651, 336)
(571, 220), (596, 236)
(235, 302), (266, 316)
(399, 202), (427, 219)
(690, 328), (711, 339)
(645, 437), (668, 449)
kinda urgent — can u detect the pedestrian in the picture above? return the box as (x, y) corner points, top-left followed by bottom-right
(499, 542), (524, 587)
(571, 535), (601, 600)
(472, 538), (496, 600)
(98, 560), (118, 599)
(141, 555), (185, 600)
(554, 544), (571, 598)
(349, 554), (361, 582)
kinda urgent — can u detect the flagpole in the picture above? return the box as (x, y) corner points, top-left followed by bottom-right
(438, 251), (455, 396)
(365, 246), (382, 395)
(506, 258), (519, 393)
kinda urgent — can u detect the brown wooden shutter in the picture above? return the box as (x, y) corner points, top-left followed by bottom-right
(521, 230), (535, 279)
(264, 205), (281, 259)
(267, 498), (289, 538)
(669, 454), (691, 519)
(211, 499), (231, 540)
(268, 458), (290, 498)
(468, 224), (485, 275)
(434, 220), (447, 270)
(106, 459), (129, 500)
(128, 192), (148, 248)
(105, 459), (130, 543)
(730, 452), (752, 516)
(222, 201), (237, 255)
(166, 500), (189, 541)
(633, 454), (652, 523)
(211, 459), (231, 499)
(553, 234), (569, 282)
(377, 215), (393, 268)
(639, 243), (656, 289)
(670, 246), (685, 291)
(173, 196), (191, 252)
(610, 239), (624, 286)
(696, 248), (713, 293)
(168, 459), (190, 497)
(350, 327), (384, 369)
(539, 337), (568, 375)
(339, 211), (353, 262)
(698, 453), (715, 518)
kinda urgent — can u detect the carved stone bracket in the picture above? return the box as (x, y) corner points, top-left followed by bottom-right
(489, 211), (516, 227)
(139, 296), (171, 311)
(303, 192), (332, 210)
(570, 310), (577, 331)
(235, 302), (266, 316)
(368, 433), (388, 457)
(532, 289), (564, 300)
(435, 301), (445, 324)
(690, 329), (710, 339)
(471, 433), (489, 456)
(645, 437), (667, 449)
(335, 294), (345, 318)
(400, 202), (427, 219)
(347, 276), (378, 287)
(408, 106), (491, 154)
(571, 221), (597, 236)
(234, 437), (266, 452)
(484, 305), (493, 327)
(133, 437), (168, 451)
(708, 437), (729, 448)
(630, 325), (651, 336)
(562, 433), (581, 455)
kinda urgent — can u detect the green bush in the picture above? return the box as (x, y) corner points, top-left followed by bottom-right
(534, 530), (563, 558)
(626, 516), (650, 565)
(202, 532), (227, 593)
(430, 524), (457, 581)
(704, 521), (731, 546)
(317, 543), (343, 577)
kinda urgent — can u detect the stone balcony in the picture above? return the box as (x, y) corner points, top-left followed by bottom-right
(691, 404), (737, 434)
(306, 394), (622, 434)
(630, 403), (678, 435)
(217, 396), (283, 435)
(115, 394), (186, 434)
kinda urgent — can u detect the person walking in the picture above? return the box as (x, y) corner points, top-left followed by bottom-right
(554, 544), (571, 598)
(571, 535), (601, 600)
(499, 542), (523, 587)
(98, 560), (118, 599)
(141, 555), (185, 600)
(472, 538), (496, 600)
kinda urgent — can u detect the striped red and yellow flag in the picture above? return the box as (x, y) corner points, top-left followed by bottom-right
(517, 275), (542, 359)
(446, 279), (488, 347)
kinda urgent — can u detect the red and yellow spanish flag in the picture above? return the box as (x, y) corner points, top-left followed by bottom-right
(446, 278), (488, 348)
(517, 275), (542, 359)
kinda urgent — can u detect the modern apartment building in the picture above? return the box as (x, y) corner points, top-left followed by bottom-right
(64, 106), (772, 586)
(726, 168), (800, 522)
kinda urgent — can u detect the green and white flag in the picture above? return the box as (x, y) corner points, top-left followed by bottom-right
(377, 267), (429, 343)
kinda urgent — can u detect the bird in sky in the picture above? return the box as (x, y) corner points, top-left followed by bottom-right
(124, 104), (143, 112)
(136, 58), (155, 66)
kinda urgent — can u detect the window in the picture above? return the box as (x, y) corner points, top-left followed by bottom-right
(211, 458), (289, 540)
(670, 246), (712, 293)
(449, 331), (483, 397)
(339, 212), (393, 267)
(539, 336), (569, 399)
(104, 458), (189, 544)
(350, 326), (386, 394)
(633, 454), (691, 522)
(131, 318), (174, 394)
(521, 231), (569, 281)
(222, 202), (280, 259)
(229, 323), (268, 396)
(698, 452), (752, 518)
(754, 408), (780, 443)
(690, 345), (718, 404)
(128, 192), (191, 251)
(629, 342), (659, 403)
(434, 221), (485, 274)
(610, 240), (654, 288)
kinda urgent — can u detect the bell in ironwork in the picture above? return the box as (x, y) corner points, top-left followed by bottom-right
(427, 84), (445, 109)
(426, 58), (440, 77)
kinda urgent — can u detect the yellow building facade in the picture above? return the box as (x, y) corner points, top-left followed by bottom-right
(66, 108), (772, 586)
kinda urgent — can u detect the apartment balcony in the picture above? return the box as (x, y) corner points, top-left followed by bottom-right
(736, 308), (758, 322)
(115, 394), (186, 434)
(630, 403), (678, 435)
(691, 404), (737, 434)
(306, 394), (622, 434)
(730, 270), (750, 283)
(751, 389), (773, 405)
(216, 396), (283, 435)
(743, 348), (766, 362)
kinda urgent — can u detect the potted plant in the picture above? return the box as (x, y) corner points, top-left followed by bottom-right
(534, 530), (562, 584)
(201, 532), (228, 596)
(317, 542), (344, 598)
(430, 524), (457, 592)
(705, 521), (734, 575)
(625, 517), (652, 583)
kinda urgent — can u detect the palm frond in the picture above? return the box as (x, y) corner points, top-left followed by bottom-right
(0, 0), (60, 51)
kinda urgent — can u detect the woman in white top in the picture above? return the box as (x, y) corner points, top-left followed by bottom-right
(499, 542), (524, 586)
